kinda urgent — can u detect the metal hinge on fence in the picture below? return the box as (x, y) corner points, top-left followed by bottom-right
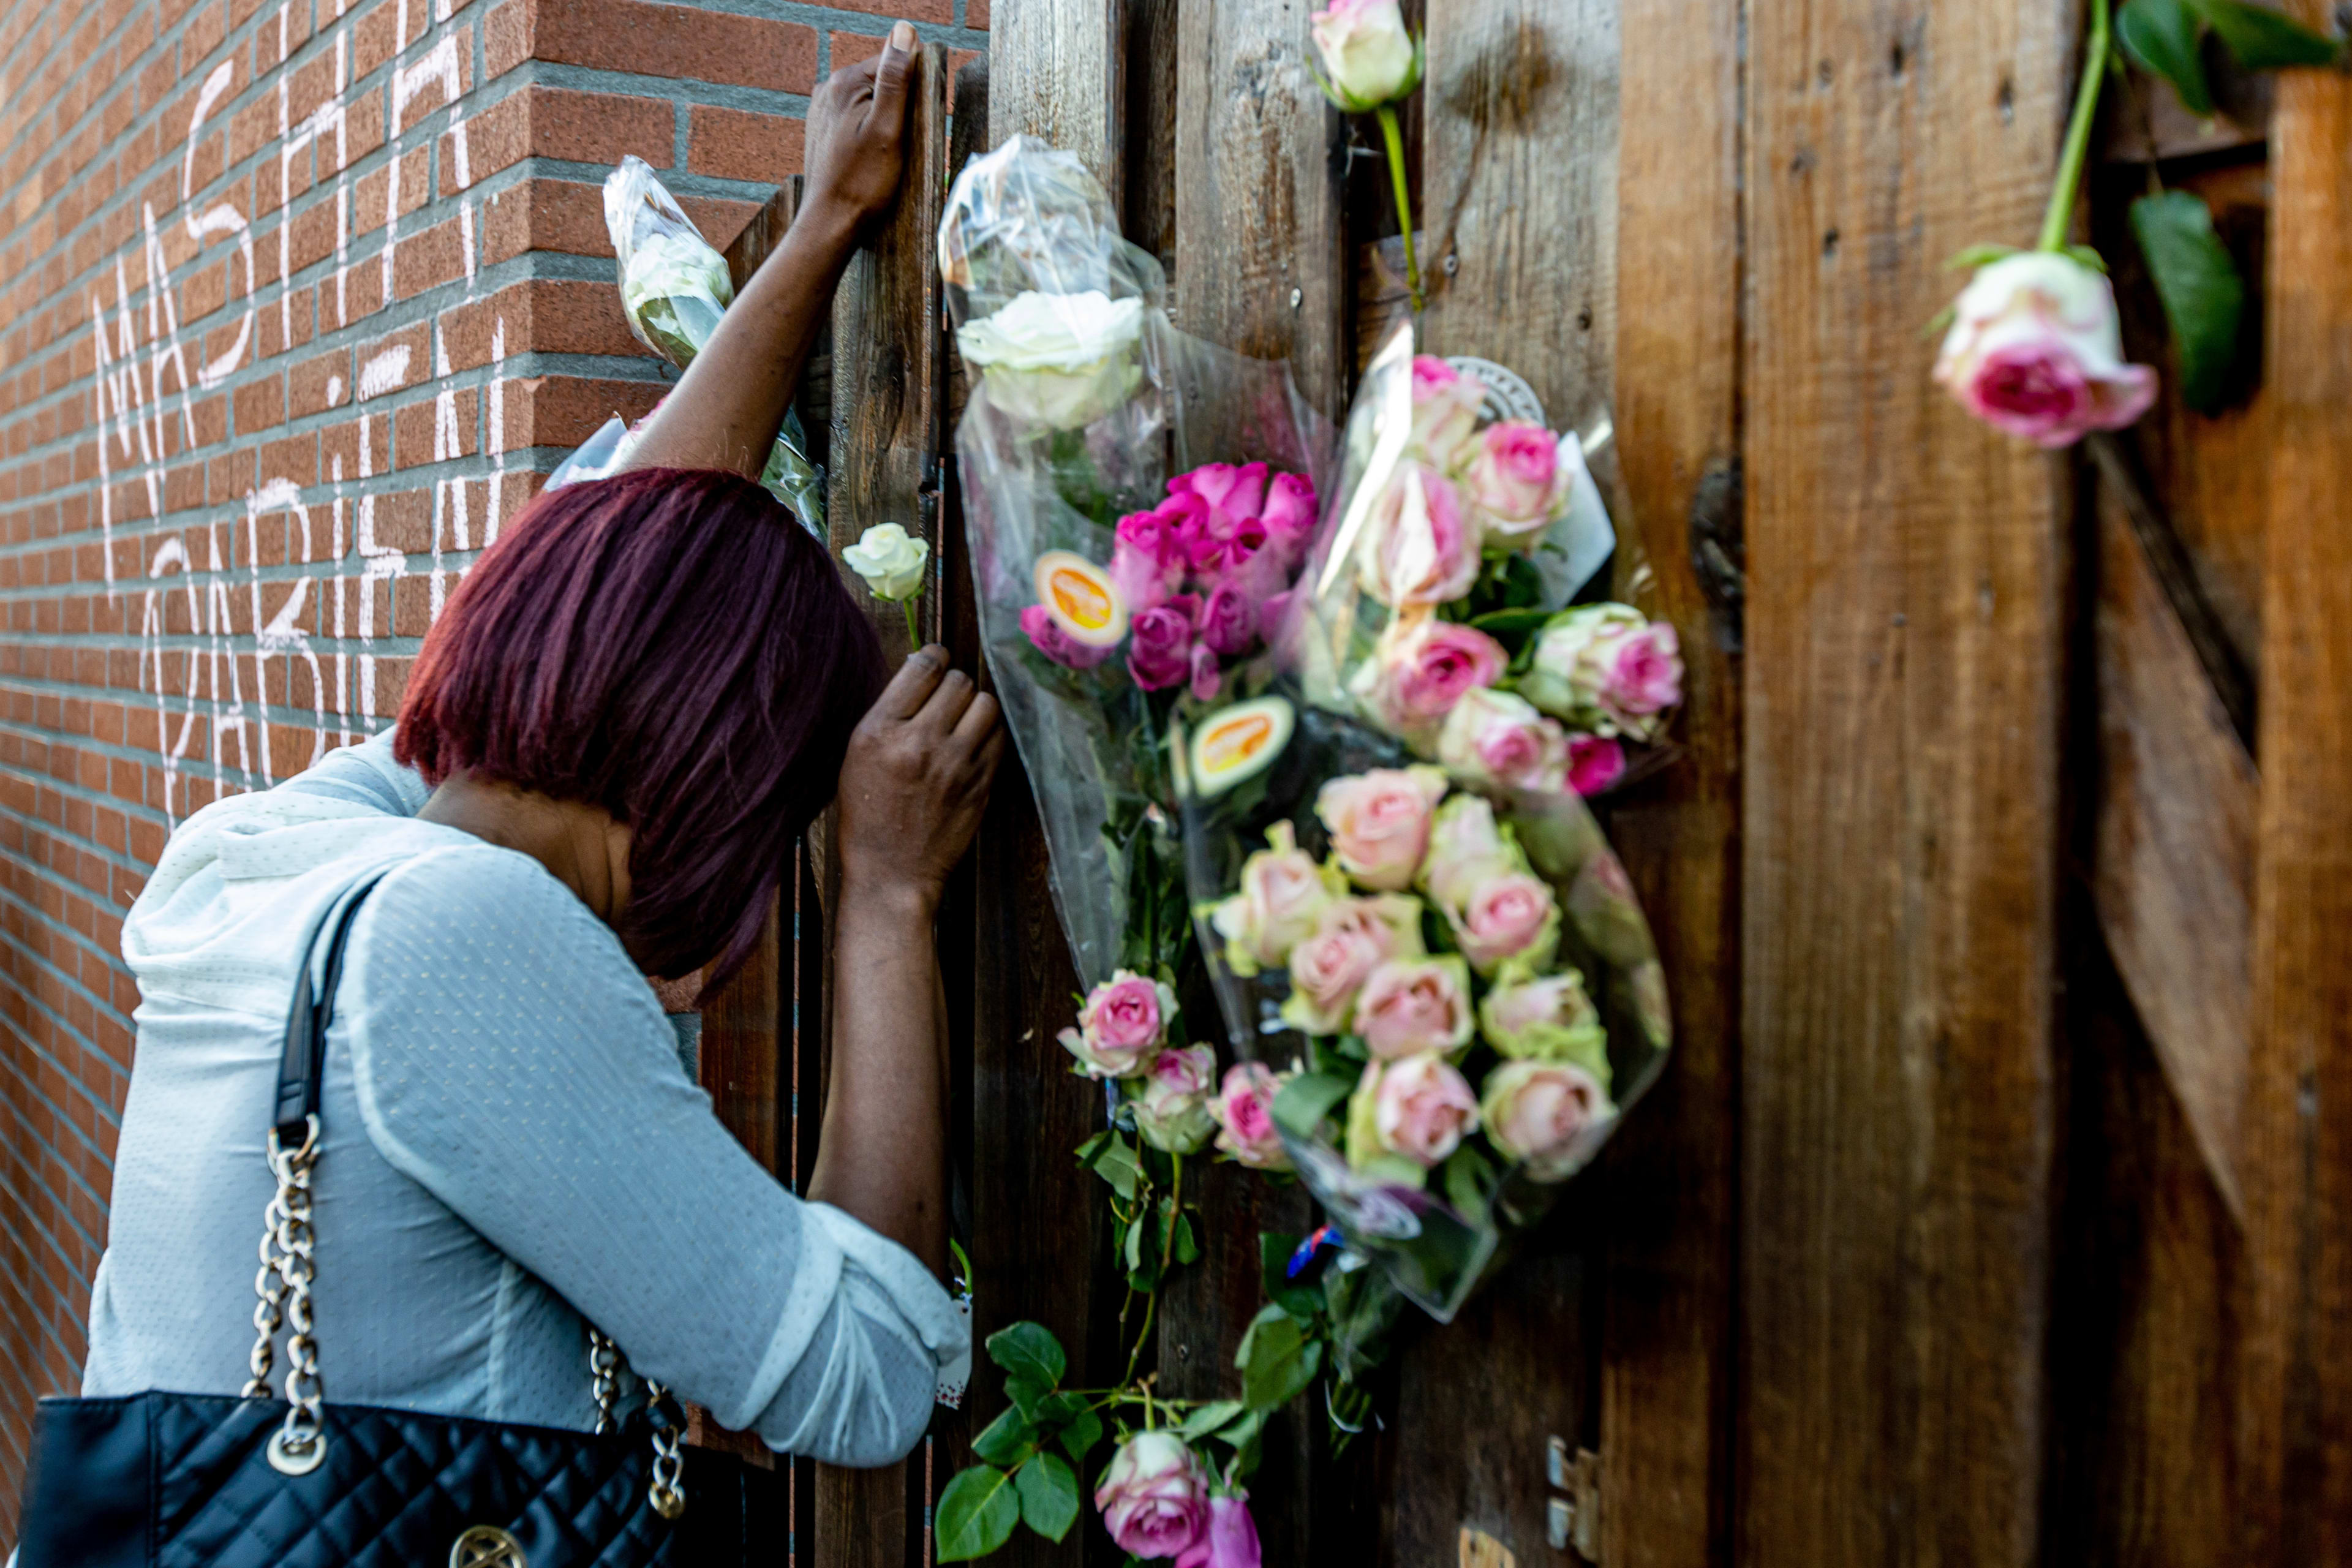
(1545, 1437), (1601, 1563)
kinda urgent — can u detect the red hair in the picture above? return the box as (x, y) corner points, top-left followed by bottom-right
(396, 468), (884, 979)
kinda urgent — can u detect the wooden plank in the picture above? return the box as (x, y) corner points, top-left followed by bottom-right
(1738, 4), (2070, 1566)
(1375, 4), (1626, 1563)
(722, 176), (804, 295)
(701, 893), (784, 1175)
(1599, 0), (1743, 1564)
(1159, 6), (1349, 1562)
(2091, 488), (2255, 1219)
(817, 43), (952, 1568)
(2239, 33), (2352, 1566)
(987, 0), (1125, 201)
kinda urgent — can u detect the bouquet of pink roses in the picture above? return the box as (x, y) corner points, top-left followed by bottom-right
(1177, 326), (1678, 1328)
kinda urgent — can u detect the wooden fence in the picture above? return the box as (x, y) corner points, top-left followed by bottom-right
(684, 2), (2352, 1563)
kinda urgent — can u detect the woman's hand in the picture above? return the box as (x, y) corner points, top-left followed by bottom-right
(837, 646), (1006, 915)
(804, 21), (919, 235)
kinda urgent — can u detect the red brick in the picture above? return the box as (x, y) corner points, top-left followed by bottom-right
(502, 374), (662, 451)
(288, 348), (352, 417)
(394, 26), (473, 131)
(824, 0), (951, 21)
(524, 0), (816, 93)
(829, 29), (886, 70)
(478, 176), (614, 262)
(392, 388), (481, 468)
(451, 86), (671, 188)
(686, 105), (802, 185)
(443, 279), (648, 369)
(232, 374), (285, 436)
(391, 217), (466, 300)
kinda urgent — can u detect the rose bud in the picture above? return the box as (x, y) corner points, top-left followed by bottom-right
(1465, 421), (1571, 549)
(1349, 616), (1508, 748)
(1440, 869), (1561, 976)
(1566, 733), (1627, 796)
(1209, 1063), (1293, 1171)
(1169, 460), (1270, 535)
(1310, 0), (1419, 110)
(1258, 472), (1320, 570)
(1021, 604), (1115, 669)
(1415, 792), (1523, 909)
(1110, 501), (1193, 612)
(1408, 355), (1485, 470)
(1314, 765), (1450, 892)
(1346, 1053), (1479, 1173)
(1128, 1045), (1219, 1155)
(1355, 464), (1482, 609)
(1278, 894), (1425, 1036)
(1435, 687), (1572, 794)
(1058, 970), (1177, 1079)
(1517, 603), (1683, 741)
(1198, 1492), (1264, 1568)
(1479, 1058), (1611, 1180)
(1208, 820), (1343, 976)
(1353, 955), (1476, 1059)
(1931, 250), (2157, 449)
(1094, 1430), (1211, 1560)
(1127, 595), (1202, 691)
(1478, 968), (1607, 1063)
(1199, 581), (1261, 657)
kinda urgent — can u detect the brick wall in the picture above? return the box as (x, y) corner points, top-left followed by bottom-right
(0, 0), (982, 1533)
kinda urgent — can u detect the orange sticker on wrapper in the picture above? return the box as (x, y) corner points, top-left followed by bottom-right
(1188, 697), (1295, 797)
(1033, 551), (1128, 647)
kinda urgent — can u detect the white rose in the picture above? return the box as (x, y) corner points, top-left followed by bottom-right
(956, 289), (1145, 431)
(619, 230), (733, 366)
(1931, 251), (2156, 448)
(843, 523), (929, 601)
(1310, 0), (1418, 110)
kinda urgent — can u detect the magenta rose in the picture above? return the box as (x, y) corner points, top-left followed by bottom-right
(1354, 954), (1476, 1058)
(1110, 501), (1191, 611)
(1176, 1493), (1262, 1568)
(1188, 640), (1221, 702)
(1466, 420), (1569, 546)
(1566, 733), (1625, 795)
(1095, 1431), (1210, 1560)
(1020, 604), (1115, 669)
(1435, 687), (1571, 793)
(1198, 581), (1260, 657)
(1258, 472), (1319, 568)
(1931, 252), (2156, 448)
(1355, 464), (1481, 609)
(1409, 355), (1486, 470)
(1059, 969), (1177, 1079)
(1169, 460), (1270, 533)
(1279, 894), (1425, 1035)
(1128, 594), (1201, 690)
(1208, 1062), (1291, 1170)
(1314, 764), (1449, 891)
(1442, 870), (1560, 976)
(1369, 1051), (1480, 1166)
(1352, 616), (1507, 745)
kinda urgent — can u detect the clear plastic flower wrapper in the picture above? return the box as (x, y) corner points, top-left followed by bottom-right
(1175, 326), (1681, 1325)
(944, 135), (1333, 989)
(579, 156), (826, 530)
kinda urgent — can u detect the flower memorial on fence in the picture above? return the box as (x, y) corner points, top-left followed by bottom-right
(933, 92), (1683, 1555)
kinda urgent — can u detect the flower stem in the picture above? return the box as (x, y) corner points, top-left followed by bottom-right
(2038, 0), (2111, 254)
(900, 598), (920, 649)
(1376, 105), (1423, 312)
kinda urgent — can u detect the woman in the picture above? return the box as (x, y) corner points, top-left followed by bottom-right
(81, 23), (993, 1467)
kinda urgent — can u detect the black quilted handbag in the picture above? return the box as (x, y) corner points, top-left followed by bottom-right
(16, 876), (785, 1566)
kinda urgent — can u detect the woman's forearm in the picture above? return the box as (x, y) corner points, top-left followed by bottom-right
(617, 195), (864, 480)
(808, 876), (949, 1277)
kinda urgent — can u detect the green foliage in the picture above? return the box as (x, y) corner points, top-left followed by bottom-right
(1235, 1303), (1326, 1411)
(2120, 0), (2339, 115)
(936, 1466), (1023, 1562)
(2130, 190), (2247, 412)
(1258, 1231), (1330, 1322)
(970, 1406), (1036, 1468)
(988, 1322), (1068, 1389)
(1272, 1072), (1355, 1140)
(2197, 0), (2340, 67)
(1015, 1453), (1082, 1542)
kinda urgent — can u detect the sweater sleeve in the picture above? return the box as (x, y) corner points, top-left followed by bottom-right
(277, 728), (431, 817)
(341, 843), (962, 1466)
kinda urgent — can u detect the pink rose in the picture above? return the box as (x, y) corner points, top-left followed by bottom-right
(1257, 472), (1319, 568)
(1095, 1431), (1210, 1560)
(1111, 501), (1192, 611)
(1442, 870), (1559, 976)
(1479, 1058), (1608, 1180)
(1479, 968), (1606, 1061)
(1021, 604), (1115, 669)
(1176, 1493), (1263, 1568)
(1416, 793), (1521, 908)
(1130, 1044), (1218, 1153)
(1567, 733), (1625, 796)
(1931, 251), (2156, 448)
(1465, 421), (1569, 546)
(1198, 581), (1260, 657)
(1409, 355), (1486, 470)
(1170, 461), (1269, 533)
(1279, 894), (1425, 1035)
(1208, 820), (1339, 976)
(1314, 765), (1449, 891)
(1128, 595), (1201, 690)
(1354, 955), (1475, 1058)
(1602, 622), (1682, 720)
(1368, 1052), (1479, 1166)
(1188, 641), (1222, 701)
(1060, 970), (1177, 1079)
(1518, 605), (1683, 740)
(1308, 0), (1415, 108)
(1354, 465), (1481, 609)
(1351, 616), (1507, 745)
(1435, 687), (1571, 793)
(1208, 1063), (1291, 1170)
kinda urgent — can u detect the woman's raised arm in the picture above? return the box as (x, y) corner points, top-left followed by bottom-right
(617, 21), (919, 479)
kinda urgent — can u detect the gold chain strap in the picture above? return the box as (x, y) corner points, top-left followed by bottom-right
(587, 1328), (687, 1520)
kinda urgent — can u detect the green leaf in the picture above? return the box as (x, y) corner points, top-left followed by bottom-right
(1235, 1303), (1325, 1411)
(986, 1322), (1068, 1389)
(2131, 189), (2247, 413)
(1258, 1232), (1329, 1321)
(2064, 244), (2111, 275)
(1014, 1453), (1082, 1542)
(935, 1466), (1022, 1561)
(2193, 0), (2341, 67)
(1073, 1130), (1111, 1164)
(1273, 1072), (1355, 1140)
(1171, 1210), (1200, 1266)
(1177, 1398), (1250, 1441)
(1090, 1138), (1142, 1201)
(1123, 1215), (1146, 1272)
(1005, 1375), (1050, 1421)
(1943, 241), (2023, 273)
(970, 1406), (1039, 1467)
(1039, 1390), (1092, 1427)
(1058, 1403), (1104, 1464)
(1466, 607), (1553, 636)
(1442, 1144), (1496, 1225)
(2119, 0), (2214, 115)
